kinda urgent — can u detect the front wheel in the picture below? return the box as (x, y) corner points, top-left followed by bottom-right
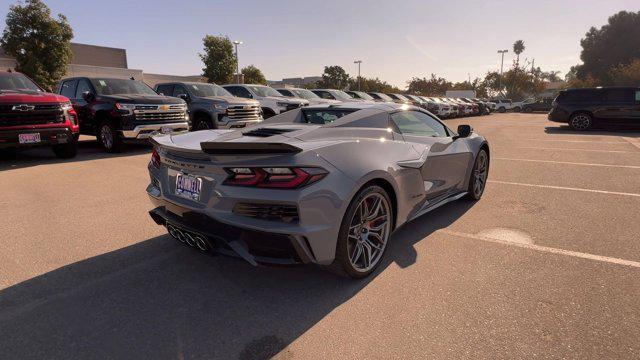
(194, 114), (215, 130)
(498, 107), (506, 113)
(328, 185), (393, 278)
(569, 113), (592, 131)
(97, 121), (124, 152)
(465, 149), (489, 200)
(52, 137), (78, 159)
(524, 107), (533, 113)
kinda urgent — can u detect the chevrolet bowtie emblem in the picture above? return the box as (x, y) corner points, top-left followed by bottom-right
(159, 105), (169, 111)
(12, 104), (35, 111)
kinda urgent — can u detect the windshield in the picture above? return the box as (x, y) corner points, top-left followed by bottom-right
(0, 73), (42, 92)
(291, 89), (321, 100)
(247, 85), (282, 97)
(372, 93), (393, 101)
(91, 78), (157, 96)
(188, 83), (232, 97)
(331, 90), (354, 101)
(302, 109), (356, 124)
(394, 94), (410, 101)
(354, 92), (374, 100)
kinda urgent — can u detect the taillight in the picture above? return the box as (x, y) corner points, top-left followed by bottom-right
(223, 167), (327, 189)
(151, 147), (161, 168)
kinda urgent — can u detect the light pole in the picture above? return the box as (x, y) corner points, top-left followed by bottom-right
(354, 60), (362, 91)
(233, 40), (243, 83)
(497, 49), (508, 96)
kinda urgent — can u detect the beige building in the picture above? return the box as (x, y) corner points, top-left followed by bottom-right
(0, 42), (204, 87)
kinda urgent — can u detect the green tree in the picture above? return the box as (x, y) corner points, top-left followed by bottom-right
(241, 65), (266, 85)
(406, 74), (452, 96)
(609, 59), (640, 86)
(513, 40), (525, 65)
(199, 35), (236, 84)
(0, 0), (73, 90)
(320, 65), (350, 89)
(347, 76), (399, 93)
(574, 11), (640, 83)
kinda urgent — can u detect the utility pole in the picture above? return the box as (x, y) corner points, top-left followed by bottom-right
(354, 60), (362, 91)
(497, 49), (508, 97)
(233, 40), (243, 83)
(468, 73), (471, 85)
(531, 58), (535, 74)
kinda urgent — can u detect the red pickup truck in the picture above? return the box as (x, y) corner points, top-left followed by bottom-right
(0, 71), (79, 158)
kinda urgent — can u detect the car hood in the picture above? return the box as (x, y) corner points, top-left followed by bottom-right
(0, 90), (68, 103)
(261, 96), (309, 105)
(201, 95), (259, 106)
(99, 94), (185, 104)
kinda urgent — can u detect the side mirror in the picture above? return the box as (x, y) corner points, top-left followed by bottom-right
(178, 93), (190, 102)
(454, 124), (473, 139)
(82, 91), (94, 102)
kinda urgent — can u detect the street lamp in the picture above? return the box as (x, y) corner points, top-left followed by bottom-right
(233, 40), (243, 83)
(354, 60), (362, 91)
(497, 49), (508, 96)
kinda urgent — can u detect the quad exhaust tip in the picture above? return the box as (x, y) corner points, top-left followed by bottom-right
(167, 223), (209, 252)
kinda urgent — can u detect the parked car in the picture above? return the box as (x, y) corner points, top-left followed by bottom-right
(367, 92), (395, 102)
(522, 98), (553, 113)
(0, 71), (79, 158)
(490, 99), (514, 113)
(425, 97), (453, 118)
(404, 94), (429, 108)
(223, 84), (308, 118)
(472, 98), (492, 114)
(275, 87), (340, 106)
(311, 89), (362, 102)
(147, 102), (489, 278)
(548, 87), (640, 131)
(345, 91), (376, 101)
(155, 82), (262, 130)
(459, 98), (480, 115)
(57, 77), (188, 152)
(386, 93), (411, 104)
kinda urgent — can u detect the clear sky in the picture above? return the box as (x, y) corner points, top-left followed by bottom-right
(1, 0), (638, 87)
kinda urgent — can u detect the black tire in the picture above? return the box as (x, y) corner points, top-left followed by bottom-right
(569, 112), (592, 131)
(464, 148), (489, 201)
(498, 107), (506, 113)
(262, 108), (276, 119)
(524, 106), (533, 113)
(0, 148), (17, 159)
(52, 137), (78, 159)
(327, 185), (394, 279)
(513, 106), (521, 112)
(194, 114), (215, 130)
(97, 121), (124, 152)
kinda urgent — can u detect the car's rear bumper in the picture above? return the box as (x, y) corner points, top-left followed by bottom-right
(0, 127), (75, 149)
(148, 202), (315, 266)
(547, 108), (569, 123)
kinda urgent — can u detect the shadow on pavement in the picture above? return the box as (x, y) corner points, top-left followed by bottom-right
(0, 201), (474, 359)
(0, 138), (151, 171)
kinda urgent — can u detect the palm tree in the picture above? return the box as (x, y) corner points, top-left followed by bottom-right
(513, 40), (525, 66)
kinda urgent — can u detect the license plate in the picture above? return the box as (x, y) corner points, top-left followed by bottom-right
(18, 133), (41, 144)
(161, 126), (173, 134)
(175, 173), (202, 200)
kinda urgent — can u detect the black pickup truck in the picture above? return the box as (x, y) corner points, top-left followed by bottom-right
(57, 77), (188, 152)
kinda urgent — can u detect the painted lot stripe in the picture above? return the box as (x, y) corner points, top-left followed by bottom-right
(621, 136), (640, 150)
(439, 229), (640, 269)
(493, 157), (640, 169)
(488, 180), (640, 198)
(521, 138), (626, 144)
(516, 146), (639, 154)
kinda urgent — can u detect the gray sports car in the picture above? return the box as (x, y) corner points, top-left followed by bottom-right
(146, 102), (489, 278)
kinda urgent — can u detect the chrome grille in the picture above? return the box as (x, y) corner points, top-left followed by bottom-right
(0, 103), (64, 127)
(227, 105), (261, 120)
(133, 103), (186, 123)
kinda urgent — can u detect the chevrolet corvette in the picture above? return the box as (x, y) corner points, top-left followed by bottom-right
(147, 102), (489, 278)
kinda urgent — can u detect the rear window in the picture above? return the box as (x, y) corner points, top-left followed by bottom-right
(558, 89), (602, 103)
(301, 109), (356, 124)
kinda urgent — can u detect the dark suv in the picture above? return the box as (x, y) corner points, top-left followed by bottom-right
(522, 98), (553, 113)
(155, 82), (262, 130)
(1, 71), (79, 158)
(549, 87), (640, 130)
(58, 77), (188, 151)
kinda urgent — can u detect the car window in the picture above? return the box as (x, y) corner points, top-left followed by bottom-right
(391, 111), (448, 137)
(603, 89), (633, 102)
(278, 89), (293, 97)
(75, 79), (93, 99)
(301, 109), (356, 124)
(559, 90), (602, 102)
(60, 80), (77, 99)
(313, 91), (334, 100)
(636, 91), (640, 102)
(173, 85), (188, 97)
(156, 84), (173, 96)
(226, 86), (252, 98)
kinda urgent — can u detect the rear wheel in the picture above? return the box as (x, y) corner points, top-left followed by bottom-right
(569, 113), (592, 131)
(52, 137), (78, 158)
(524, 106), (533, 113)
(328, 185), (393, 278)
(498, 106), (506, 113)
(465, 149), (489, 200)
(97, 121), (124, 152)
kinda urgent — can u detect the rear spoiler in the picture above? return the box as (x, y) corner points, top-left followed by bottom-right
(200, 142), (302, 155)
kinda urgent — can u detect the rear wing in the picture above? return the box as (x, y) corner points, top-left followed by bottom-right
(200, 142), (302, 155)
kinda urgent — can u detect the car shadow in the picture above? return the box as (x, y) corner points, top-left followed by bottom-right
(544, 125), (640, 138)
(0, 137), (151, 171)
(0, 201), (474, 359)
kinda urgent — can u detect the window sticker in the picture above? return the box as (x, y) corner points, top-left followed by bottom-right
(99, 80), (107, 86)
(635, 91), (640, 102)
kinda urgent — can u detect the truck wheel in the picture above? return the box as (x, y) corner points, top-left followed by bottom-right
(498, 107), (506, 113)
(569, 113), (592, 131)
(262, 108), (276, 119)
(52, 137), (78, 159)
(97, 121), (124, 152)
(513, 106), (521, 112)
(194, 114), (215, 130)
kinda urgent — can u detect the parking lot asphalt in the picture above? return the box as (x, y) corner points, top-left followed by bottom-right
(1, 113), (639, 359)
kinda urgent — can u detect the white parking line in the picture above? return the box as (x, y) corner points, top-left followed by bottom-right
(493, 157), (640, 169)
(521, 138), (626, 144)
(621, 137), (640, 150)
(488, 180), (640, 198)
(439, 229), (640, 269)
(517, 146), (639, 153)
